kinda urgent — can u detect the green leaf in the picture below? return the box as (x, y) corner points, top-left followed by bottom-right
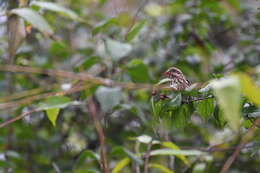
(123, 148), (143, 165)
(126, 19), (146, 42)
(105, 39), (132, 61)
(11, 8), (53, 35)
(112, 147), (143, 165)
(213, 106), (226, 128)
(95, 87), (122, 111)
(210, 76), (241, 131)
(38, 96), (72, 110)
(196, 98), (214, 120)
(127, 59), (150, 83)
(79, 56), (100, 70)
(112, 157), (130, 173)
(92, 18), (119, 35)
(74, 150), (100, 169)
(171, 104), (193, 129)
(149, 163), (174, 173)
(162, 142), (189, 165)
(46, 108), (60, 126)
(31, 1), (78, 20)
(150, 149), (204, 156)
(237, 73), (260, 107)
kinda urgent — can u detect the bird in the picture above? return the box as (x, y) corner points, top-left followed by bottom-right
(163, 67), (191, 91)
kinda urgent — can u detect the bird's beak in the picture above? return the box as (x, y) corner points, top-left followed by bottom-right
(162, 71), (169, 76)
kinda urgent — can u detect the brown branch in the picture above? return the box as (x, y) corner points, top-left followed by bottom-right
(0, 108), (42, 128)
(0, 84), (86, 110)
(0, 64), (153, 90)
(220, 118), (260, 173)
(87, 97), (109, 173)
(0, 87), (46, 103)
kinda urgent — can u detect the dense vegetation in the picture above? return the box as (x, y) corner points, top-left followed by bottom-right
(0, 0), (259, 172)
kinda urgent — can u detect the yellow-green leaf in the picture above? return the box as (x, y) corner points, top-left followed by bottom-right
(149, 163), (174, 173)
(112, 157), (130, 173)
(237, 73), (260, 107)
(210, 76), (241, 131)
(162, 142), (189, 165)
(46, 108), (60, 126)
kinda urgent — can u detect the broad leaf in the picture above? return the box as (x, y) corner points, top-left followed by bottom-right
(171, 104), (193, 129)
(210, 76), (241, 131)
(46, 108), (60, 126)
(127, 59), (150, 83)
(11, 8), (53, 35)
(38, 96), (73, 126)
(74, 150), (100, 169)
(31, 1), (78, 20)
(238, 73), (260, 107)
(95, 87), (122, 111)
(196, 98), (214, 120)
(38, 96), (72, 110)
(105, 39), (132, 60)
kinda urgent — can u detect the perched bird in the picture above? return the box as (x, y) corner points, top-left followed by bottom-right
(163, 67), (191, 91)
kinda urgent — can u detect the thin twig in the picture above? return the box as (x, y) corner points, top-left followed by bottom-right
(0, 84), (86, 109)
(220, 118), (260, 173)
(87, 96), (109, 173)
(0, 64), (153, 90)
(0, 108), (42, 128)
(0, 88), (46, 103)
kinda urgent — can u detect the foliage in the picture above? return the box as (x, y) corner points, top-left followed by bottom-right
(0, 0), (259, 172)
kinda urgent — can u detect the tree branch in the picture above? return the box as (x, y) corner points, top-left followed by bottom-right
(0, 83), (86, 109)
(0, 64), (153, 90)
(220, 117), (260, 173)
(0, 108), (42, 128)
(87, 96), (109, 173)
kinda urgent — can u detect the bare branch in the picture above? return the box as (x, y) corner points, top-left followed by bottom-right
(0, 109), (42, 128)
(220, 118), (260, 173)
(87, 97), (109, 173)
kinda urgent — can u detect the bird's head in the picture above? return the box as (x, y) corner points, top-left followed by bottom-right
(163, 67), (184, 78)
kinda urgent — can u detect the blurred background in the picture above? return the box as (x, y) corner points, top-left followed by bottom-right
(0, 0), (259, 172)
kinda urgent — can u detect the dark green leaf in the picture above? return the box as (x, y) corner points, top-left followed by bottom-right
(127, 59), (149, 83)
(196, 98), (214, 120)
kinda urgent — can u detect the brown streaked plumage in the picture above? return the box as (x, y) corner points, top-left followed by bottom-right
(163, 67), (190, 91)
